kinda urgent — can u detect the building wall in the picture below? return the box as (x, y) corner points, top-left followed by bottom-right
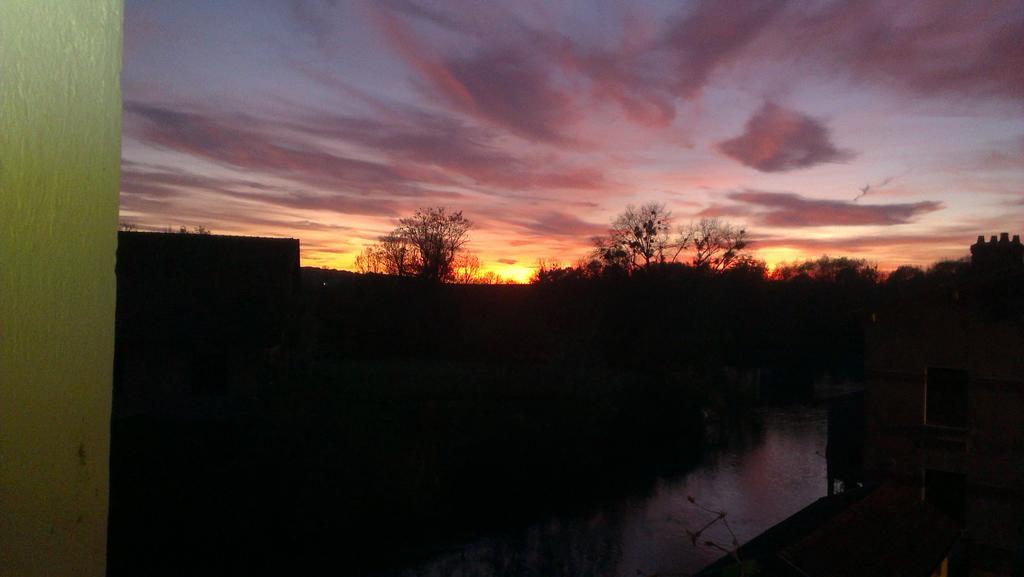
(115, 343), (279, 417)
(112, 232), (301, 419)
(0, 3), (122, 576)
(865, 305), (1024, 481)
(864, 302), (1024, 573)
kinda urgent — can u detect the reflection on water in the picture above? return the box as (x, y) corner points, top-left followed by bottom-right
(384, 406), (827, 577)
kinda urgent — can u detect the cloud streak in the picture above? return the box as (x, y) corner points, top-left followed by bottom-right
(121, 163), (405, 218)
(726, 190), (943, 227)
(284, 105), (605, 191)
(126, 102), (432, 196)
(371, 6), (578, 143)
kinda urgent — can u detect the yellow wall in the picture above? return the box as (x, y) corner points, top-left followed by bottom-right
(0, 2), (122, 576)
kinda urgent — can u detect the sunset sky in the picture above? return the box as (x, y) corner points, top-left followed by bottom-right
(121, 0), (1024, 281)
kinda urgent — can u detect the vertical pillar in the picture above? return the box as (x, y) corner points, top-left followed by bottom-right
(0, 2), (122, 576)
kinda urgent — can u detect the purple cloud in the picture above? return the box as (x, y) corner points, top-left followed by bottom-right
(373, 5), (576, 143)
(285, 105), (605, 191)
(728, 190), (943, 227)
(785, 1), (1024, 102)
(717, 103), (855, 172)
(377, 0), (787, 129)
(662, 0), (787, 96)
(754, 230), (974, 253)
(120, 162), (271, 198)
(446, 48), (577, 143)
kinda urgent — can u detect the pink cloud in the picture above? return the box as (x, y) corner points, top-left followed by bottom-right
(371, 5), (478, 111)
(717, 103), (855, 172)
(370, 6), (581, 143)
(446, 49), (578, 143)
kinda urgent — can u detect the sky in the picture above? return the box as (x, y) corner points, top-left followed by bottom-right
(121, 0), (1024, 281)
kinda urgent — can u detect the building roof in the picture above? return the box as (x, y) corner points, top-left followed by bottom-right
(116, 231), (300, 347)
(698, 483), (960, 577)
(780, 483), (960, 577)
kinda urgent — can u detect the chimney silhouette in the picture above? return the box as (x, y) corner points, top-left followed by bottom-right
(971, 231), (1024, 274)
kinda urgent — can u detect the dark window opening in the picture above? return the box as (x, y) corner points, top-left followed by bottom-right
(926, 367), (968, 428)
(925, 468), (966, 523)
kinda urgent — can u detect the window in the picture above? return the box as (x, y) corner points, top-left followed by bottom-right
(926, 368), (968, 428)
(924, 469), (966, 523)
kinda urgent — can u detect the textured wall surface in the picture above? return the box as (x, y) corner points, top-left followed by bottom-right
(0, 2), (122, 576)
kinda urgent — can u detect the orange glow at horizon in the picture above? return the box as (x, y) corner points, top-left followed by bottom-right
(290, 236), (969, 280)
(298, 245), (537, 283)
(756, 247), (806, 273)
(480, 264), (535, 284)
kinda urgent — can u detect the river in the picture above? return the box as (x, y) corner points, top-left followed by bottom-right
(375, 404), (828, 577)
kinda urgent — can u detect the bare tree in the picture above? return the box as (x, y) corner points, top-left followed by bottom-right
(679, 218), (749, 272)
(355, 208), (473, 282)
(377, 232), (415, 277)
(453, 253), (481, 284)
(354, 245), (385, 274)
(592, 234), (633, 272)
(594, 203), (675, 272)
(479, 271), (501, 284)
(396, 207), (473, 283)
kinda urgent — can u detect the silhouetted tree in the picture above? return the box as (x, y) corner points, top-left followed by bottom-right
(397, 207), (473, 283)
(354, 244), (385, 274)
(592, 203), (681, 273)
(477, 270), (511, 284)
(926, 258), (970, 285)
(773, 256), (877, 283)
(885, 265), (925, 285)
(724, 255), (768, 279)
(680, 217), (749, 271)
(453, 253), (481, 284)
(356, 209), (474, 282)
(377, 232), (415, 276)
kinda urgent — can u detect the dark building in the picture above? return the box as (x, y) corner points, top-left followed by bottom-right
(697, 483), (961, 577)
(826, 390), (865, 496)
(863, 233), (1024, 576)
(701, 234), (1024, 577)
(113, 231), (301, 417)
(970, 233), (1023, 275)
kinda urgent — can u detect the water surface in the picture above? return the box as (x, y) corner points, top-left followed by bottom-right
(383, 405), (827, 577)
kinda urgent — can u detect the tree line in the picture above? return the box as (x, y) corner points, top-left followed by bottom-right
(354, 204), (765, 284)
(344, 202), (981, 288)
